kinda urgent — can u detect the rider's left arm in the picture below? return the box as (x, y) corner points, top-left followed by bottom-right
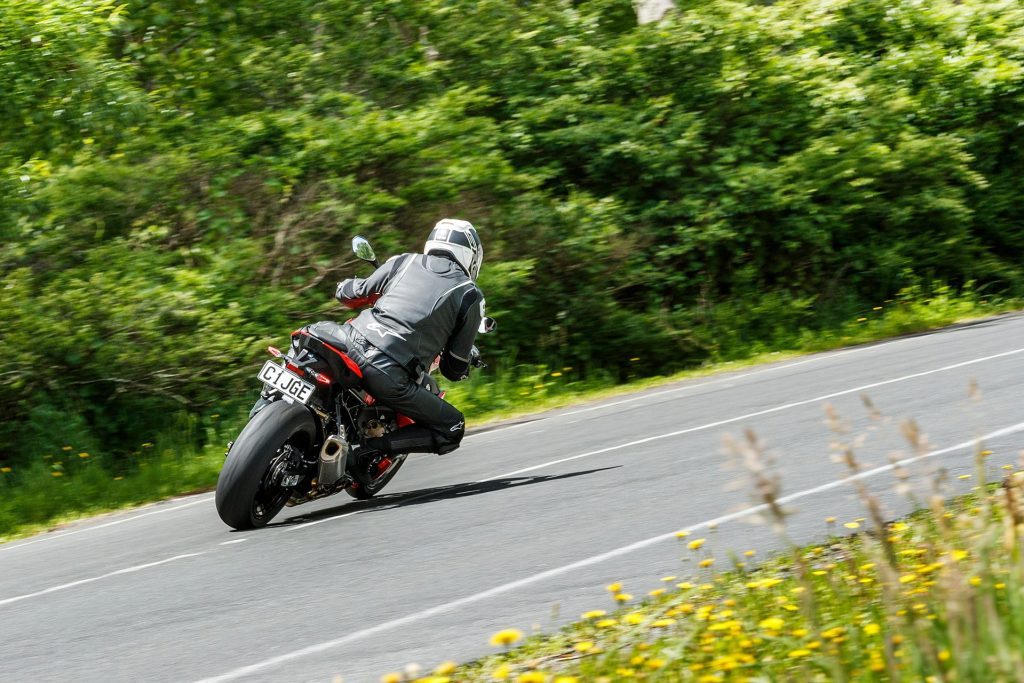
(336, 254), (409, 309)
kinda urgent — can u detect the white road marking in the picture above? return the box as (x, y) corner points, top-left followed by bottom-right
(0, 496), (215, 554)
(465, 321), (990, 437)
(285, 346), (1024, 531)
(194, 420), (1024, 682)
(0, 553), (204, 608)
(219, 539), (248, 545)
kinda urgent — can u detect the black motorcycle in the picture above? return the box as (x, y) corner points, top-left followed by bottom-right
(215, 236), (492, 530)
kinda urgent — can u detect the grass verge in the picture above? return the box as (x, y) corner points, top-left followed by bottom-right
(390, 438), (1024, 682)
(0, 290), (1019, 543)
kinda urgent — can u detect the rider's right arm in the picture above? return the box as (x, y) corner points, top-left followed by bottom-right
(335, 254), (409, 309)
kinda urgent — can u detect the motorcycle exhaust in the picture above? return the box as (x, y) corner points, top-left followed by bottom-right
(317, 434), (349, 488)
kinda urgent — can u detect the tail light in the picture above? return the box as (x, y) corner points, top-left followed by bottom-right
(313, 372), (332, 385)
(267, 346), (283, 358)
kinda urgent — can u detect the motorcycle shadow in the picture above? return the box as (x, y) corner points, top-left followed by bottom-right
(273, 465), (620, 527)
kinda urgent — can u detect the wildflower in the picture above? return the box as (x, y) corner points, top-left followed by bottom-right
(981, 450), (992, 457)
(648, 588), (665, 597)
(969, 577), (982, 587)
(434, 662), (457, 676)
(79, 452), (90, 458)
(792, 628), (808, 637)
(699, 558), (715, 568)
(996, 583), (1006, 589)
(489, 629), (523, 647)
(624, 612), (646, 625)
(844, 522), (860, 529)
(938, 650), (951, 662)
(113, 476), (123, 481)
(951, 550), (969, 561)
(646, 659), (667, 669)
(419, 678), (450, 683)
(789, 649), (812, 658)
(615, 668), (635, 678)
(596, 619), (617, 628)
(517, 673), (546, 683)
(676, 582), (694, 590)
(574, 641), (595, 653)
(492, 664), (511, 680)
(651, 618), (676, 628)
(899, 574), (917, 584)
(863, 623), (881, 636)
(675, 530), (691, 538)
(551, 372), (562, 377)
(614, 593), (633, 603)
(581, 610), (606, 619)
(744, 550), (756, 557)
(605, 582), (622, 593)
(553, 678), (579, 683)
(52, 471), (63, 478)
(141, 442), (154, 448)
(62, 446), (72, 451)
(0, 467), (11, 473)
(380, 674), (402, 683)
(660, 575), (677, 582)
(687, 538), (706, 550)
(630, 655), (646, 665)
(825, 516), (836, 523)
(759, 617), (785, 631)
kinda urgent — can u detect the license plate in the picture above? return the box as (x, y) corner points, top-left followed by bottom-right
(257, 361), (316, 404)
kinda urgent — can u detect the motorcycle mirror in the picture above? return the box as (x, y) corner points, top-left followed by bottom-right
(479, 316), (497, 334)
(352, 236), (379, 267)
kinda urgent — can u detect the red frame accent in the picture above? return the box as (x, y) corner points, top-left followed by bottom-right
(292, 329), (363, 378)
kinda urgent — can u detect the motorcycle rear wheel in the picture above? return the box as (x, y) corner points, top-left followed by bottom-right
(216, 400), (316, 530)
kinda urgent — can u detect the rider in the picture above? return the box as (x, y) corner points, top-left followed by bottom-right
(335, 218), (485, 459)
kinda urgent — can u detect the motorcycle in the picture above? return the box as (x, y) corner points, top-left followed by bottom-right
(214, 236), (493, 530)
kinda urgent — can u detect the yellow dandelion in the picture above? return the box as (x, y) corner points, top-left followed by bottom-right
(492, 663), (512, 680)
(624, 612), (646, 625)
(648, 588), (665, 597)
(676, 582), (694, 590)
(699, 558), (715, 568)
(596, 618), (617, 628)
(489, 629), (523, 647)
(759, 617), (785, 630)
(615, 669), (635, 678)
(660, 575), (677, 582)
(744, 550), (756, 557)
(380, 674), (402, 683)
(51, 471), (63, 478)
(574, 641), (595, 653)
(899, 574), (917, 584)
(435, 662), (457, 676)
(0, 467), (11, 473)
(553, 678), (578, 683)
(825, 516), (836, 523)
(844, 522), (860, 529)
(630, 655), (646, 665)
(419, 677), (450, 683)
(996, 583), (1006, 589)
(675, 530), (691, 538)
(78, 452), (90, 458)
(789, 649), (812, 658)
(651, 618), (676, 628)
(605, 582), (622, 593)
(938, 650), (951, 662)
(61, 446), (73, 451)
(516, 673), (546, 683)
(792, 628), (808, 637)
(688, 538), (706, 550)
(581, 610), (606, 619)
(646, 659), (667, 669)
(969, 576), (982, 586)
(863, 623), (881, 635)
(614, 593), (633, 603)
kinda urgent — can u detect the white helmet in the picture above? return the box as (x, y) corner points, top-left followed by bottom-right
(424, 218), (483, 280)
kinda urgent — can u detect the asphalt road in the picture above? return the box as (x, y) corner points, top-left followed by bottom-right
(3, 314), (1024, 682)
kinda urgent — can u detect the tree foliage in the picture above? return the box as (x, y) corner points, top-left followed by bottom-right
(2, 0), (1023, 464)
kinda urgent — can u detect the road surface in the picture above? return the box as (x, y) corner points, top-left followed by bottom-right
(3, 314), (1023, 682)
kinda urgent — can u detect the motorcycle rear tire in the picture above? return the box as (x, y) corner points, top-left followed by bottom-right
(216, 400), (316, 530)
